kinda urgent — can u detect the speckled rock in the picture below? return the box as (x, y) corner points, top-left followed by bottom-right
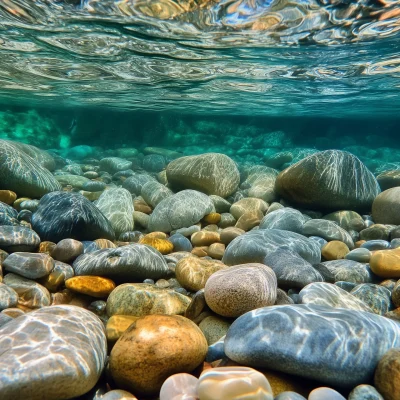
(204, 263), (277, 317)
(222, 229), (321, 266)
(51, 239), (83, 263)
(275, 150), (380, 212)
(197, 367), (273, 400)
(374, 348), (400, 400)
(0, 140), (61, 198)
(299, 282), (373, 312)
(106, 283), (190, 317)
(225, 304), (400, 388)
(32, 192), (115, 242)
(263, 249), (324, 289)
(259, 208), (306, 234)
(149, 190), (214, 233)
(350, 283), (393, 315)
(159, 373), (198, 400)
(0, 282), (18, 311)
(319, 259), (376, 283)
(109, 314), (207, 396)
(3, 252), (54, 279)
(348, 384), (384, 400)
(73, 244), (169, 282)
(175, 257), (227, 292)
(0, 305), (106, 399)
(167, 153), (240, 198)
(0, 226), (40, 252)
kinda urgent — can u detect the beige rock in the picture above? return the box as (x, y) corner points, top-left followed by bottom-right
(321, 241), (350, 260)
(106, 315), (140, 342)
(230, 198), (269, 220)
(160, 373), (198, 400)
(191, 231), (220, 247)
(199, 315), (231, 345)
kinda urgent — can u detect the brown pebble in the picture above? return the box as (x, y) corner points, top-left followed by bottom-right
(0, 190), (17, 205)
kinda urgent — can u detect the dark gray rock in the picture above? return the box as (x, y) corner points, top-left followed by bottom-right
(32, 192), (115, 242)
(335, 281), (358, 292)
(259, 208), (306, 234)
(319, 260), (377, 284)
(142, 154), (167, 172)
(225, 304), (400, 388)
(3, 252), (54, 279)
(73, 244), (169, 282)
(0, 226), (40, 252)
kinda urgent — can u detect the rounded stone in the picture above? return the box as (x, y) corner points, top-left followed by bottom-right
(0, 190), (17, 205)
(101, 390), (138, 400)
(139, 236), (174, 255)
(373, 188), (400, 225)
(348, 384), (384, 400)
(204, 263), (277, 318)
(100, 157), (132, 173)
(374, 348), (400, 400)
(230, 198), (269, 220)
(106, 315), (140, 342)
(141, 180), (173, 208)
(168, 234), (193, 252)
(203, 213), (221, 225)
(191, 231), (220, 247)
(207, 243), (225, 260)
(3, 252), (54, 279)
(51, 239), (84, 263)
(370, 249), (400, 278)
(345, 248), (371, 263)
(220, 227), (245, 245)
(323, 210), (365, 232)
(159, 373), (199, 400)
(308, 387), (346, 400)
(199, 315), (231, 345)
(0, 226), (40, 252)
(274, 392), (306, 400)
(197, 367), (273, 400)
(321, 241), (350, 261)
(361, 240), (390, 251)
(109, 314), (208, 396)
(65, 276), (116, 298)
(166, 153), (240, 198)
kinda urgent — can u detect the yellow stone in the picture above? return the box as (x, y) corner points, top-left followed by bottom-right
(203, 213), (221, 225)
(191, 231), (220, 247)
(321, 240), (350, 260)
(139, 236), (173, 254)
(191, 247), (209, 257)
(106, 315), (140, 342)
(43, 269), (66, 292)
(133, 198), (152, 214)
(94, 239), (116, 249)
(39, 241), (56, 254)
(13, 197), (31, 211)
(207, 243), (225, 260)
(65, 276), (116, 298)
(370, 250), (400, 278)
(0, 190), (17, 205)
(144, 232), (167, 240)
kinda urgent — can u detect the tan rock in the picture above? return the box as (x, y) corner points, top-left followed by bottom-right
(191, 247), (209, 257)
(191, 231), (220, 247)
(230, 198), (269, 220)
(0, 190), (17, 205)
(199, 315), (231, 345)
(370, 250), (400, 278)
(235, 210), (263, 231)
(39, 241), (56, 255)
(94, 239), (116, 249)
(133, 197), (152, 214)
(65, 276), (116, 298)
(176, 257), (227, 292)
(51, 238), (83, 263)
(321, 240), (350, 260)
(374, 348), (400, 400)
(207, 243), (225, 260)
(106, 315), (140, 342)
(109, 315), (208, 396)
(220, 227), (245, 245)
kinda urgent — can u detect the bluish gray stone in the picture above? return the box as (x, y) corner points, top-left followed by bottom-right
(73, 244), (169, 282)
(361, 240), (390, 251)
(335, 281), (358, 292)
(82, 181), (106, 192)
(0, 201), (19, 227)
(0, 282), (18, 311)
(19, 200), (40, 213)
(263, 249), (323, 289)
(142, 154), (167, 172)
(348, 384), (384, 400)
(302, 219), (354, 249)
(17, 210), (32, 224)
(32, 192), (115, 242)
(259, 208), (306, 234)
(206, 335), (226, 363)
(274, 392), (306, 400)
(309, 388), (346, 400)
(319, 260), (377, 284)
(3, 252), (54, 280)
(350, 283), (393, 315)
(168, 234), (193, 252)
(0, 226), (40, 252)
(99, 157), (132, 173)
(222, 229), (321, 266)
(345, 248), (371, 263)
(224, 304), (400, 388)
(390, 238), (400, 249)
(308, 236), (328, 249)
(122, 173), (156, 195)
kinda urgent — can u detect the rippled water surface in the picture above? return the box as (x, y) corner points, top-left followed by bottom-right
(0, 0), (399, 115)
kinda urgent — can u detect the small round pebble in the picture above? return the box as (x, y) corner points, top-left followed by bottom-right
(345, 248), (371, 263)
(308, 387), (346, 400)
(159, 373), (199, 400)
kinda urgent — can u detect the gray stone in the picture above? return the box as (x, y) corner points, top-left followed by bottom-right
(222, 229), (321, 266)
(274, 392), (306, 400)
(308, 236), (328, 249)
(335, 281), (358, 292)
(168, 234), (193, 252)
(100, 157), (132, 173)
(0, 282), (18, 311)
(95, 188), (134, 236)
(263, 249), (324, 289)
(0, 140), (61, 198)
(32, 192), (115, 242)
(73, 244), (169, 283)
(148, 190), (214, 233)
(299, 282), (373, 312)
(206, 336), (226, 363)
(360, 240), (390, 251)
(0, 201), (19, 226)
(302, 219), (354, 249)
(391, 238), (400, 249)
(320, 259), (376, 283)
(259, 208), (306, 234)
(142, 154), (167, 172)
(209, 195), (231, 213)
(3, 252), (54, 279)
(122, 173), (156, 195)
(140, 181), (173, 208)
(225, 304), (400, 388)
(308, 388), (346, 400)
(0, 305), (107, 400)
(0, 226), (40, 252)
(345, 248), (371, 263)
(82, 181), (106, 192)
(55, 174), (90, 190)
(348, 384), (384, 400)
(350, 283), (393, 315)
(323, 211), (365, 232)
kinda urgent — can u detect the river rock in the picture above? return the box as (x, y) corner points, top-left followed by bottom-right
(166, 153), (239, 198)
(122, 173), (156, 195)
(350, 283), (393, 315)
(32, 191), (115, 242)
(0, 201), (19, 226)
(259, 208), (306, 234)
(319, 259), (376, 283)
(0, 305), (107, 399)
(99, 157), (132, 173)
(0, 282), (18, 310)
(225, 304), (400, 388)
(374, 348), (400, 400)
(323, 210), (365, 232)
(275, 150), (380, 211)
(372, 187), (400, 225)
(3, 252), (54, 279)
(148, 190), (214, 233)
(348, 384), (384, 400)
(0, 226), (40, 252)
(222, 229), (321, 266)
(370, 249), (400, 278)
(230, 198), (268, 220)
(73, 244), (169, 282)
(0, 140), (61, 198)
(141, 181), (173, 208)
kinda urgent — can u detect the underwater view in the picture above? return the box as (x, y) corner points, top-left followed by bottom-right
(0, 0), (400, 399)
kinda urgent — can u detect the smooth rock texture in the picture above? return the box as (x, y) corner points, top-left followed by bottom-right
(374, 348), (400, 400)
(230, 198), (269, 220)
(100, 157), (132, 173)
(148, 190), (215, 233)
(259, 208), (306, 234)
(0, 282), (18, 310)
(199, 315), (231, 345)
(51, 239), (83, 263)
(166, 153), (240, 198)
(95, 188), (134, 236)
(323, 210), (365, 232)
(321, 241), (350, 260)
(222, 229), (321, 266)
(0, 140), (61, 198)
(350, 283), (393, 315)
(204, 263), (277, 317)
(370, 249), (400, 278)
(299, 282), (373, 312)
(141, 180), (173, 208)
(3, 252), (54, 279)
(73, 244), (169, 282)
(372, 187), (400, 225)
(159, 373), (199, 400)
(276, 150), (380, 211)
(197, 367), (274, 400)
(32, 192), (115, 242)
(0, 200), (19, 226)
(308, 388), (346, 400)
(0, 305), (107, 400)
(348, 384), (384, 400)
(65, 276), (116, 298)
(319, 259), (376, 283)
(345, 248), (371, 263)
(109, 314), (208, 396)
(0, 226), (40, 252)
(225, 304), (400, 388)
(106, 283), (190, 317)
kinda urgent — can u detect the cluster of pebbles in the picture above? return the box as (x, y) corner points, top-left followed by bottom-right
(1, 139), (400, 399)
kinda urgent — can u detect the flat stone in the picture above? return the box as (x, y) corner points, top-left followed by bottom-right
(0, 305), (107, 399)
(139, 236), (174, 255)
(0, 226), (40, 252)
(225, 304), (400, 388)
(73, 244), (169, 282)
(65, 276), (116, 298)
(32, 192), (115, 242)
(222, 229), (321, 266)
(361, 240), (390, 251)
(109, 314), (207, 396)
(106, 283), (190, 317)
(299, 282), (373, 312)
(259, 208), (306, 234)
(191, 231), (220, 246)
(122, 174), (156, 195)
(3, 252), (54, 279)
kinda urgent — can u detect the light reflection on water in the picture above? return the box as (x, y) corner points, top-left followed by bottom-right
(0, 0), (399, 115)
